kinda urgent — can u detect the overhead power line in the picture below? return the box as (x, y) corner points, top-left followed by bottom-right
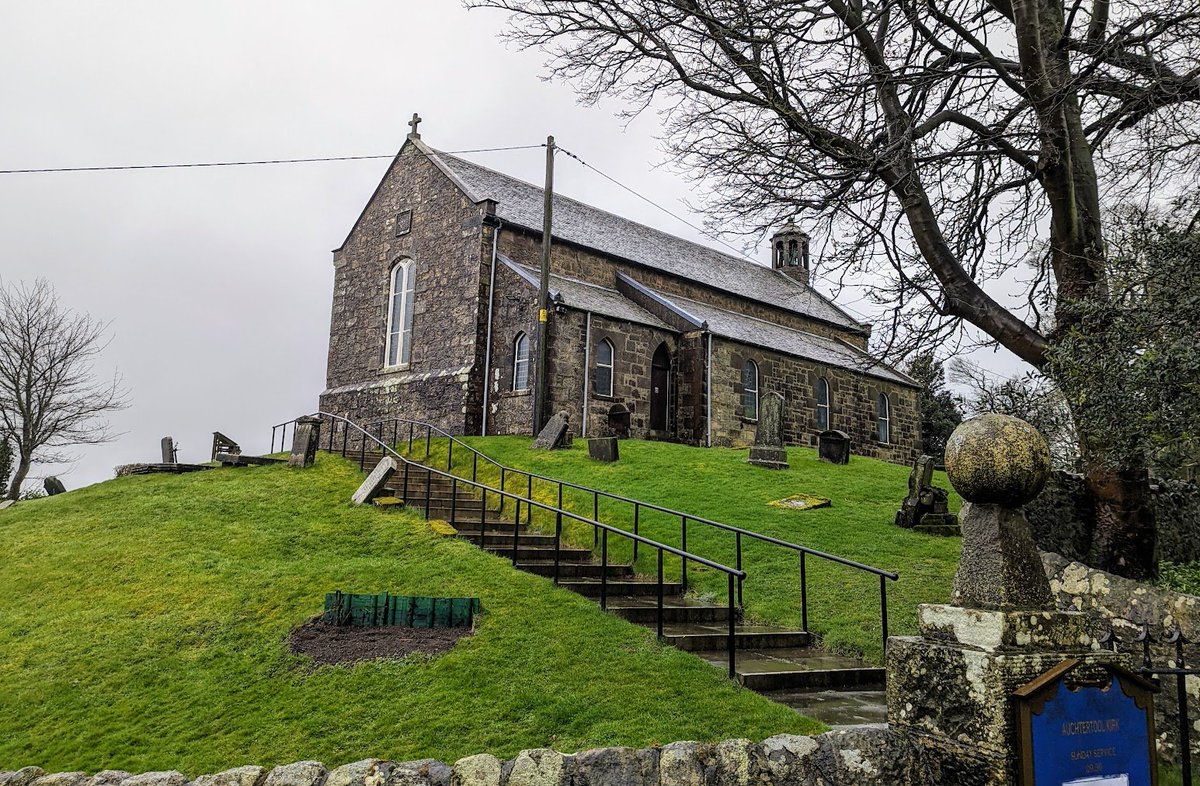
(0, 144), (546, 175)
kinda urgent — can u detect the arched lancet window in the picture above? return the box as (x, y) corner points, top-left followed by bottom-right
(512, 332), (530, 391)
(593, 338), (614, 396)
(741, 360), (759, 420)
(877, 393), (891, 443)
(385, 259), (416, 367)
(774, 241), (786, 268)
(815, 377), (830, 431)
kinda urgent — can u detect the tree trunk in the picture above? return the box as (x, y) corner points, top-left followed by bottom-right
(1083, 460), (1157, 580)
(7, 456), (30, 501)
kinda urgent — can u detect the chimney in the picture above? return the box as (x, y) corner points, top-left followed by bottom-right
(771, 222), (810, 285)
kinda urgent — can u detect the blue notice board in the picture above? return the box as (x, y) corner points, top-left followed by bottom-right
(1016, 659), (1158, 786)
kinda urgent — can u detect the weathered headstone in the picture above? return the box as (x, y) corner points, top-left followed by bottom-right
(587, 437), (619, 462)
(817, 429), (850, 464)
(0, 499), (14, 511)
(352, 456), (398, 505)
(44, 477), (66, 496)
(160, 437), (176, 464)
(288, 416), (322, 468)
(886, 413), (1142, 785)
(532, 412), (570, 450)
(211, 432), (240, 461)
(748, 392), (789, 469)
(894, 454), (958, 534)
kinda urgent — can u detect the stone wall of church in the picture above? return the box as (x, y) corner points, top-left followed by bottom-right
(482, 260), (539, 437)
(708, 338), (918, 464)
(320, 142), (491, 434)
(498, 230), (868, 349)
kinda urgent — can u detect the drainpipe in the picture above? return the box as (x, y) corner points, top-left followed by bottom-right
(480, 220), (502, 435)
(581, 312), (592, 438)
(705, 330), (713, 447)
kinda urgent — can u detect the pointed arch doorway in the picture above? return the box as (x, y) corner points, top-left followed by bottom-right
(650, 342), (671, 434)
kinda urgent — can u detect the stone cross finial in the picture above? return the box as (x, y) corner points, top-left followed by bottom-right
(944, 413), (1053, 610)
(408, 112), (422, 139)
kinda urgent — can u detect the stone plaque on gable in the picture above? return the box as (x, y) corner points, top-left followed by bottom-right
(1015, 659), (1156, 786)
(748, 392), (789, 469)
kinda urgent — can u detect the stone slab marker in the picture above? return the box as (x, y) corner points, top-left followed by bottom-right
(352, 457), (398, 505)
(748, 392), (789, 469)
(532, 412), (570, 450)
(886, 413), (1134, 785)
(0, 500), (13, 511)
(587, 437), (618, 462)
(288, 416), (322, 468)
(43, 477), (66, 496)
(160, 437), (176, 464)
(817, 429), (850, 464)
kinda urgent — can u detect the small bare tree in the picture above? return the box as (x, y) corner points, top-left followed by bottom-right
(0, 279), (128, 499)
(470, 0), (1200, 578)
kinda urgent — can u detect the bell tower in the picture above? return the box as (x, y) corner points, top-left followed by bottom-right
(771, 221), (810, 285)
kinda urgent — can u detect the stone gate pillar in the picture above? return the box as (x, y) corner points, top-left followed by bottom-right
(886, 413), (1131, 785)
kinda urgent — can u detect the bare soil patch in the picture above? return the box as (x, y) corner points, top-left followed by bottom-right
(288, 618), (472, 666)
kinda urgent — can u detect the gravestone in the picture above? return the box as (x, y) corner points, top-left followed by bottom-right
(211, 432), (240, 461)
(532, 412), (570, 450)
(352, 456), (398, 505)
(894, 454), (958, 534)
(44, 477), (66, 496)
(288, 416), (322, 468)
(817, 429), (850, 464)
(606, 404), (631, 438)
(748, 392), (789, 469)
(587, 437), (619, 462)
(0, 499), (14, 511)
(160, 436), (177, 464)
(886, 413), (1148, 785)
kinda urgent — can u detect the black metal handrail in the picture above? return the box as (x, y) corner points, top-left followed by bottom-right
(271, 412), (746, 678)
(271, 412), (899, 654)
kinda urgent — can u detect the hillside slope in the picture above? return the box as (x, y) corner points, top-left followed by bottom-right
(0, 455), (815, 774)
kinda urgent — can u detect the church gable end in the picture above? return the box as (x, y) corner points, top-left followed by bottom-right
(321, 138), (490, 432)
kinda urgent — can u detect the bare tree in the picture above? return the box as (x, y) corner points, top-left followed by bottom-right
(471, 0), (1200, 578)
(0, 279), (128, 499)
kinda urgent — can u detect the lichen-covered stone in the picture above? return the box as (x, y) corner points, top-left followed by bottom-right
(568, 747), (658, 786)
(450, 755), (500, 786)
(31, 773), (89, 786)
(658, 742), (704, 786)
(944, 414), (1050, 505)
(325, 761), (381, 786)
(264, 762), (325, 786)
(709, 739), (752, 786)
(382, 760), (450, 786)
(505, 750), (564, 786)
(814, 728), (929, 785)
(0, 769), (47, 786)
(951, 503), (1053, 610)
(121, 772), (189, 786)
(756, 735), (818, 785)
(88, 772), (132, 786)
(192, 766), (265, 786)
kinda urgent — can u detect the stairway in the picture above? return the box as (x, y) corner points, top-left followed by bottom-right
(375, 453), (887, 727)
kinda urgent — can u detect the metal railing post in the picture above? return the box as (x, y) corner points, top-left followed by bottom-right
(681, 516), (688, 593)
(736, 531), (744, 607)
(657, 549), (665, 641)
(271, 427), (276, 454)
(526, 474), (533, 526)
(425, 426), (431, 459)
(424, 467), (432, 519)
(633, 503), (640, 562)
(512, 501), (520, 565)
(880, 575), (890, 654)
(554, 511), (563, 585)
(451, 478), (458, 524)
(600, 529), (609, 611)
(800, 552), (809, 632)
(1177, 633), (1192, 786)
(727, 573), (737, 680)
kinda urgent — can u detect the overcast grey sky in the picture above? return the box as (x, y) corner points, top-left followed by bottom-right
(1, 0), (1020, 491)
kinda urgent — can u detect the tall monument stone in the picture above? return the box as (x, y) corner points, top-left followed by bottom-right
(748, 392), (789, 469)
(886, 413), (1131, 785)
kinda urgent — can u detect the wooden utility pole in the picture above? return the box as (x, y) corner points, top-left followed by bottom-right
(533, 135), (555, 435)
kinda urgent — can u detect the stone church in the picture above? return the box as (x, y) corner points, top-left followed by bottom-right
(320, 124), (919, 463)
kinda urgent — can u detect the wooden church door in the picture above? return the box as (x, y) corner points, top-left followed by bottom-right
(650, 342), (670, 432)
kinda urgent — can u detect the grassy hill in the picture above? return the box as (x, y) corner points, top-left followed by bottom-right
(0, 455), (816, 774)
(421, 437), (962, 661)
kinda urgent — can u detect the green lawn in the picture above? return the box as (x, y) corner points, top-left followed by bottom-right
(403, 437), (962, 661)
(0, 455), (816, 774)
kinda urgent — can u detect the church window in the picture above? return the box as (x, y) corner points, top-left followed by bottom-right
(787, 240), (799, 266)
(394, 209), (412, 237)
(594, 338), (614, 396)
(512, 332), (530, 391)
(815, 377), (830, 431)
(385, 259), (415, 367)
(741, 360), (759, 420)
(877, 393), (891, 443)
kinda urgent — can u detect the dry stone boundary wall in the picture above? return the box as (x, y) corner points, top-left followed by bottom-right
(0, 731), (934, 786)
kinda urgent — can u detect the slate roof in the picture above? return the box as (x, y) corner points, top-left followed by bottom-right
(427, 146), (865, 332)
(499, 257), (672, 331)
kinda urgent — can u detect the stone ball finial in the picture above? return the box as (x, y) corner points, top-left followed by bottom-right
(943, 413), (1050, 506)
